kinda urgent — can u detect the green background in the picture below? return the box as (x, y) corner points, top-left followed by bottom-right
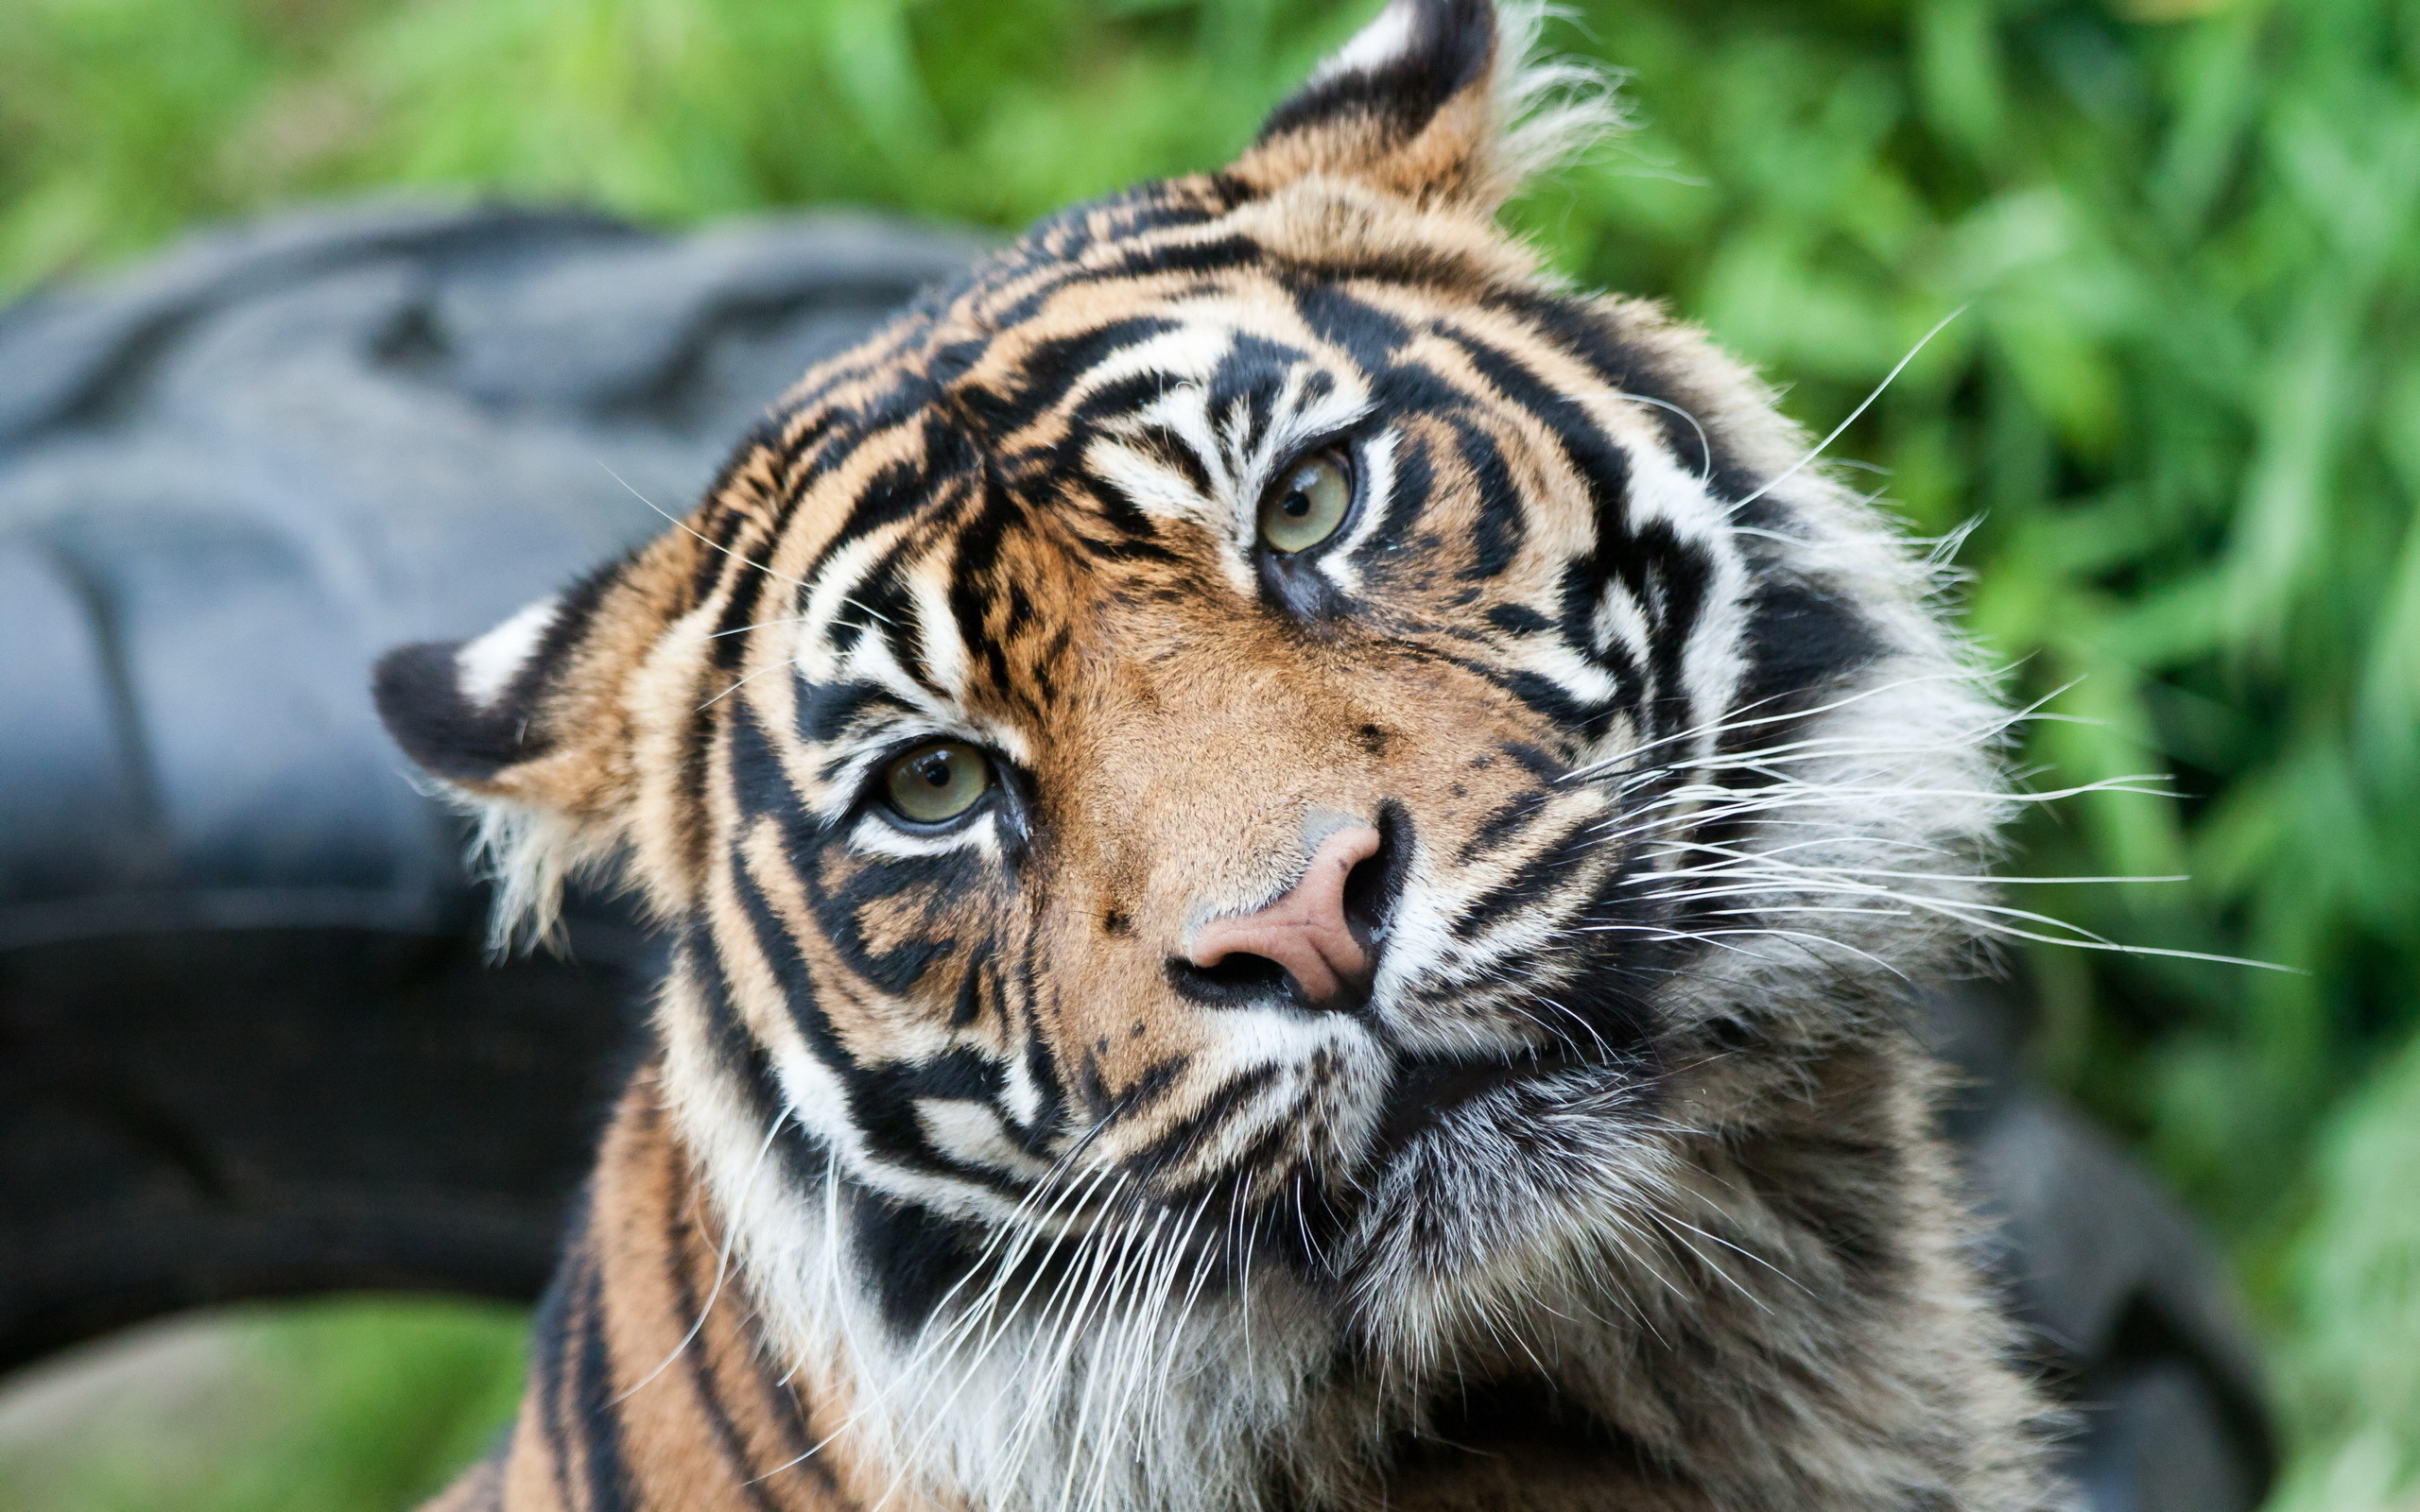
(1, 0), (2413, 1506)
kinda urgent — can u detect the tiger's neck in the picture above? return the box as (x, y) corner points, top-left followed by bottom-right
(427, 1058), (1998, 1512)
(428, 1072), (1357, 1512)
(427, 1066), (1695, 1512)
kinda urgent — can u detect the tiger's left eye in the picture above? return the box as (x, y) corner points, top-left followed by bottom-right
(1256, 451), (1353, 555)
(881, 741), (993, 826)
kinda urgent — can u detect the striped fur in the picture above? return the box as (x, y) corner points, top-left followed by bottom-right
(379, 4), (2072, 1507)
(422, 1072), (848, 1512)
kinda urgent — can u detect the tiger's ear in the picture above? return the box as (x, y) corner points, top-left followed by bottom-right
(1230, 0), (1611, 215)
(374, 553), (674, 945)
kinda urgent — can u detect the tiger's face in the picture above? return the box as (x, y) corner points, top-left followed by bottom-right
(685, 238), (1748, 1243)
(378, 0), (2004, 1470)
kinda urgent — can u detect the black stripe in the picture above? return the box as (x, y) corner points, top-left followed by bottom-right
(724, 699), (802, 816)
(728, 856), (1026, 1195)
(1728, 575), (1885, 735)
(663, 1186), (785, 1512)
(1127, 1062), (1282, 1182)
(1451, 816), (1601, 941)
(1457, 788), (1549, 864)
(1099, 232), (1264, 282)
(795, 842), (959, 997)
(1453, 421), (1527, 580)
(846, 1182), (994, 1337)
(1477, 286), (1772, 514)
(680, 933), (807, 1180)
(570, 1246), (639, 1512)
(950, 316), (1179, 439)
(526, 1223), (584, 1512)
(1102, 1053), (1195, 1125)
(951, 941), (993, 1029)
(1289, 279), (1419, 369)
(1430, 322), (1737, 745)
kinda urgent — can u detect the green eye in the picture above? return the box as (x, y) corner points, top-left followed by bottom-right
(1256, 451), (1354, 555)
(881, 741), (993, 825)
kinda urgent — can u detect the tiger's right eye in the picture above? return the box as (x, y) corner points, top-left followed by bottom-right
(1256, 451), (1354, 555)
(880, 742), (993, 826)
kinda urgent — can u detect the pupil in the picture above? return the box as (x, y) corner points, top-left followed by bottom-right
(1283, 491), (1310, 518)
(919, 756), (950, 787)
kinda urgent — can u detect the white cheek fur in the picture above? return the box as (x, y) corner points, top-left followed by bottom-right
(845, 807), (1006, 863)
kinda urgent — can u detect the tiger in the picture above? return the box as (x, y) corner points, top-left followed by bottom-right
(372, 2), (2071, 1508)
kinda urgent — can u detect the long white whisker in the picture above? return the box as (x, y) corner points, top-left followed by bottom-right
(600, 461), (811, 591)
(1728, 304), (1965, 514)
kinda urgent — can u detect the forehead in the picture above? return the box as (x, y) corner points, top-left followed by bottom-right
(740, 185), (1709, 738)
(870, 180), (1556, 441)
(783, 218), (1567, 526)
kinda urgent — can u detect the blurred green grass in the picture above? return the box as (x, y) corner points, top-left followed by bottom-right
(0, 1297), (527, 1512)
(2, 0), (2414, 1507)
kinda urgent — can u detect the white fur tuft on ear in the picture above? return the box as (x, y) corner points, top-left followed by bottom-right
(376, 559), (666, 957)
(1487, 1), (1628, 187)
(456, 596), (562, 710)
(1313, 0), (1424, 83)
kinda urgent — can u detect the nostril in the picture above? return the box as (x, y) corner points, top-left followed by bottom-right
(1340, 800), (1409, 948)
(1340, 852), (1387, 942)
(1167, 951), (1289, 1005)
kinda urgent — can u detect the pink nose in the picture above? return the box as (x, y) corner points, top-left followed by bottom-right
(1187, 825), (1382, 1006)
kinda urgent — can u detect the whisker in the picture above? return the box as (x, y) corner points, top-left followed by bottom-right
(600, 461), (812, 591)
(1728, 304), (1965, 514)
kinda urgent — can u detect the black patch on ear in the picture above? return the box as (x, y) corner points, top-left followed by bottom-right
(372, 557), (622, 784)
(1253, 0), (1495, 150)
(372, 639), (549, 783)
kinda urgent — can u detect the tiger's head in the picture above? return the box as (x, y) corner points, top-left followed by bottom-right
(378, 2), (2014, 1505)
